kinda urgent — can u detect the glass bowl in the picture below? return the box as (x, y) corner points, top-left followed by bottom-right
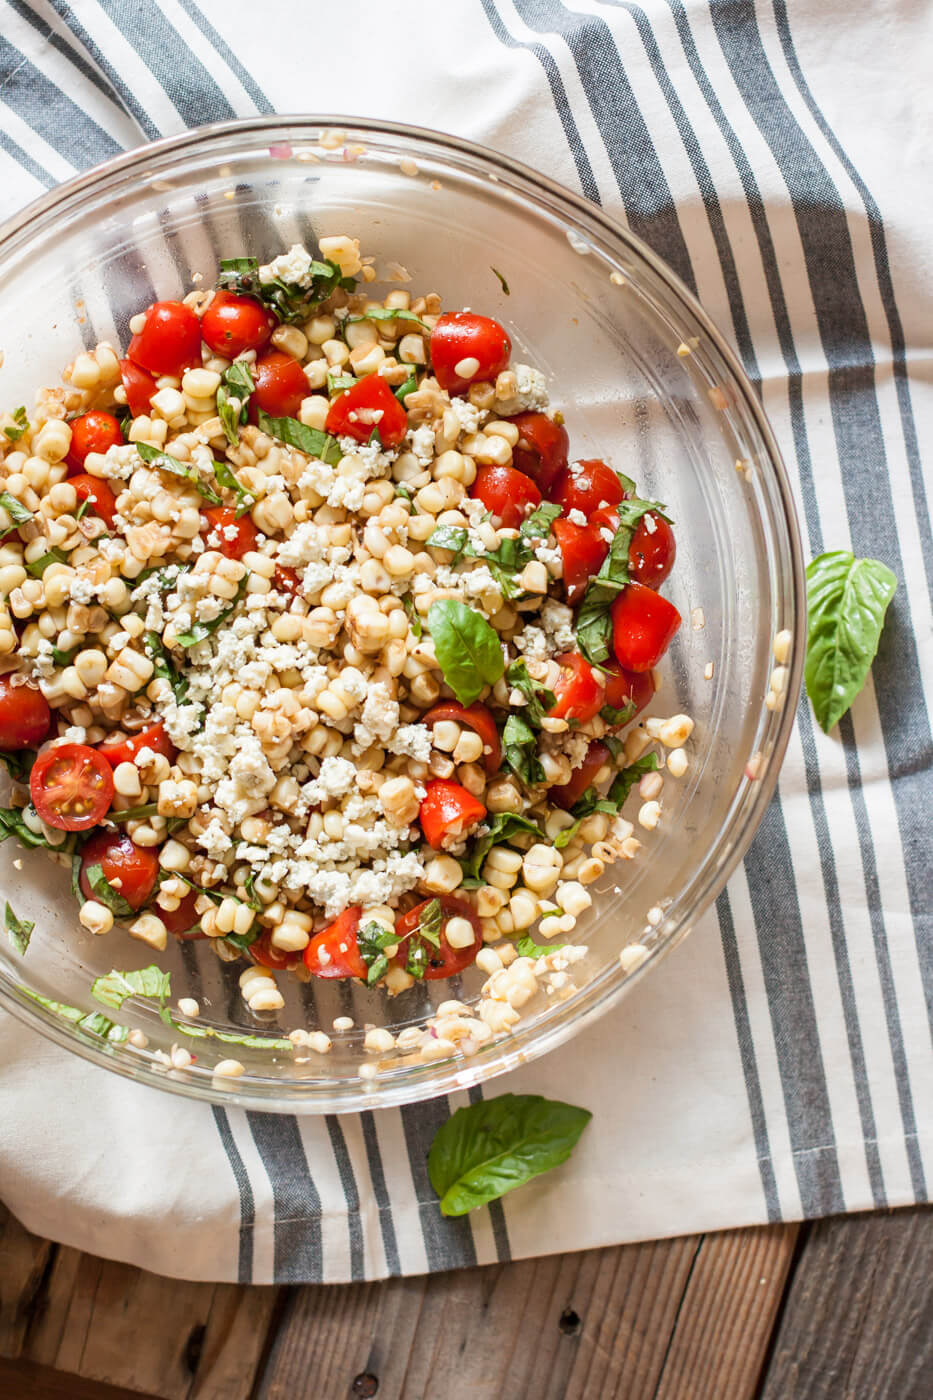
(0, 117), (804, 1112)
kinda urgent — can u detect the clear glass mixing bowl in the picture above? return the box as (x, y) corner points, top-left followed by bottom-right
(0, 117), (804, 1112)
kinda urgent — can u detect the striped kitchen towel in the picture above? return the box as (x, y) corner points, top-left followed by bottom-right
(0, 0), (930, 1284)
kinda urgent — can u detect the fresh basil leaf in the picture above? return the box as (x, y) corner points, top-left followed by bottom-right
(108, 802), (159, 823)
(212, 457), (255, 515)
(0, 490), (32, 525)
(0, 749), (35, 782)
(406, 938), (430, 980)
(26, 549), (67, 578)
(575, 499), (668, 665)
(3, 406), (28, 442)
(5, 901), (34, 955)
(216, 359), (255, 445)
(515, 935), (565, 959)
(136, 442), (222, 505)
(395, 483), (419, 513)
(92, 964), (172, 1010)
(74, 498), (91, 523)
(327, 372), (357, 396)
(600, 699), (636, 727)
(426, 599), (504, 706)
(358, 919), (399, 986)
(175, 573), (249, 647)
(219, 256), (259, 274)
(22, 988), (85, 1023)
(394, 368), (419, 403)
(51, 645), (80, 667)
(805, 551), (896, 733)
(84, 863), (134, 919)
(460, 811), (543, 882)
(415, 898), (442, 948)
(501, 711), (543, 787)
(0, 805), (72, 850)
(505, 659), (556, 727)
(603, 751), (660, 810)
(519, 501), (561, 541)
(144, 630), (188, 703)
(402, 591), (423, 639)
(241, 870), (262, 911)
(428, 1093), (592, 1217)
(257, 411), (342, 466)
(491, 266), (511, 296)
(344, 307), (430, 332)
(219, 926), (260, 952)
(218, 255), (350, 324)
(426, 523), (470, 559)
(171, 1019), (292, 1050)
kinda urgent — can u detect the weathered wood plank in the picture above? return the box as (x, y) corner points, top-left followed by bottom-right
(0, 1355), (162, 1400)
(761, 1207), (933, 1400)
(0, 1203), (56, 1359)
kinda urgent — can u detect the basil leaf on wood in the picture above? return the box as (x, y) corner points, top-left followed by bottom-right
(175, 574), (249, 647)
(136, 442), (222, 505)
(0, 490), (33, 524)
(426, 599), (504, 706)
(5, 901), (34, 955)
(805, 551), (897, 733)
(427, 1093), (592, 1217)
(257, 411), (342, 465)
(91, 964), (172, 1010)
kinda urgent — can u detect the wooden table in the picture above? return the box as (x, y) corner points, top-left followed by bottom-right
(1, 1202), (930, 1398)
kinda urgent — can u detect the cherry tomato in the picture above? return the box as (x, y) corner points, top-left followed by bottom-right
(252, 928), (303, 972)
(273, 565), (301, 598)
(202, 506), (258, 561)
(30, 742), (114, 831)
(551, 459), (626, 516)
(98, 721), (176, 769)
(324, 373), (409, 448)
(79, 830), (159, 911)
(120, 358), (158, 417)
(0, 677), (50, 750)
(423, 701), (502, 776)
(510, 412), (569, 493)
(393, 896), (482, 980)
(161, 889), (203, 937)
(629, 513), (677, 589)
(201, 290), (275, 358)
(304, 906), (366, 979)
(552, 517), (609, 605)
(471, 464), (541, 529)
(429, 312), (511, 395)
(130, 300), (202, 378)
(419, 780), (487, 850)
(602, 660), (655, 723)
(611, 583), (682, 672)
(549, 651), (606, 725)
(549, 739), (612, 811)
(66, 411), (122, 472)
(69, 473), (117, 529)
(248, 350), (310, 421)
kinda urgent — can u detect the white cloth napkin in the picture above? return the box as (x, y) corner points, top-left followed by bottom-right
(0, 0), (930, 1282)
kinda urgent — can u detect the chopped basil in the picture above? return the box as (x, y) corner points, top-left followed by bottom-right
(519, 501), (561, 542)
(459, 811), (543, 883)
(426, 521), (549, 601)
(219, 926), (260, 952)
(0, 805), (73, 851)
(51, 645), (80, 668)
(22, 987), (127, 1041)
(575, 499), (669, 665)
(241, 871), (262, 911)
(136, 442), (222, 505)
(74, 498), (91, 523)
(108, 801), (159, 823)
(0, 491), (33, 525)
(501, 711), (544, 787)
(3, 406), (28, 442)
(600, 699), (636, 727)
(84, 863), (134, 919)
(515, 935), (565, 959)
(426, 523), (470, 559)
(805, 550), (897, 733)
(5, 901), (34, 955)
(490, 266), (511, 296)
(144, 630), (188, 703)
(358, 919), (399, 986)
(22, 988), (84, 1023)
(91, 964), (172, 1011)
(344, 307), (429, 332)
(402, 592), (422, 639)
(394, 368), (419, 403)
(395, 483), (419, 513)
(505, 659), (556, 727)
(327, 372), (357, 396)
(171, 872), (258, 945)
(426, 599), (505, 706)
(556, 751), (661, 846)
(175, 573), (249, 647)
(218, 254), (353, 325)
(216, 360), (255, 445)
(211, 457), (255, 516)
(257, 411), (342, 465)
(0, 748), (35, 782)
(603, 750), (660, 809)
(133, 561), (190, 591)
(171, 1019), (292, 1050)
(26, 549), (67, 578)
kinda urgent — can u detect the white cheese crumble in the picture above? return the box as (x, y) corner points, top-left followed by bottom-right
(259, 243), (313, 287)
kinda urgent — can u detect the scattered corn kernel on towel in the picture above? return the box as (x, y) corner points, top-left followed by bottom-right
(0, 0), (931, 1283)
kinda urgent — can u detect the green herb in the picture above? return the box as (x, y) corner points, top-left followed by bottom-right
(459, 812), (543, 883)
(175, 574), (249, 647)
(426, 599), (505, 706)
(26, 549), (67, 578)
(219, 926), (260, 952)
(358, 919), (400, 986)
(426, 523), (470, 560)
(575, 499), (669, 665)
(91, 964), (172, 1011)
(491, 266), (511, 295)
(505, 659), (557, 727)
(257, 411), (342, 465)
(501, 711), (544, 787)
(133, 561), (190, 592)
(51, 645), (80, 667)
(427, 1093), (592, 1217)
(218, 253), (353, 324)
(600, 700), (636, 726)
(344, 307), (430, 332)
(144, 631), (188, 703)
(5, 901), (34, 955)
(21, 988), (84, 1023)
(3, 406), (28, 442)
(171, 874), (258, 944)
(601, 751), (660, 811)
(136, 442), (222, 505)
(554, 752), (661, 847)
(107, 802), (159, 823)
(519, 501), (561, 542)
(212, 457), (255, 516)
(0, 491), (32, 525)
(327, 372), (357, 396)
(402, 592), (423, 640)
(74, 498), (91, 523)
(216, 360), (255, 445)
(424, 524), (538, 599)
(0, 749), (35, 782)
(395, 483), (419, 513)
(394, 368), (419, 403)
(171, 1019), (292, 1050)
(84, 863), (134, 920)
(515, 935), (565, 959)
(22, 987), (126, 1040)
(805, 551), (897, 733)
(242, 871), (262, 911)
(0, 805), (73, 851)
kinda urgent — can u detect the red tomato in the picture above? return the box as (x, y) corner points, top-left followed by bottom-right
(549, 739), (612, 811)
(324, 373), (408, 448)
(510, 412), (569, 493)
(429, 312), (511, 395)
(130, 300), (202, 378)
(79, 830), (159, 911)
(419, 780), (487, 850)
(551, 459), (626, 516)
(602, 660), (655, 723)
(161, 889), (203, 937)
(629, 513), (676, 589)
(304, 906), (366, 979)
(98, 721), (176, 769)
(423, 701), (502, 776)
(120, 358), (158, 417)
(0, 677), (50, 750)
(201, 290), (275, 358)
(549, 651), (606, 725)
(252, 928), (303, 972)
(471, 464), (541, 529)
(30, 743), (114, 831)
(66, 411), (122, 472)
(273, 565), (301, 598)
(611, 583), (682, 672)
(69, 473), (117, 529)
(202, 506), (258, 561)
(552, 517), (608, 605)
(393, 896), (482, 980)
(249, 350), (310, 420)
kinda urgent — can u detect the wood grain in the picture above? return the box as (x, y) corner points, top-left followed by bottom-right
(762, 1207), (933, 1400)
(0, 1355), (162, 1400)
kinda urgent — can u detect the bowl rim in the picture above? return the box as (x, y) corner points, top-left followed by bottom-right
(0, 114), (806, 1113)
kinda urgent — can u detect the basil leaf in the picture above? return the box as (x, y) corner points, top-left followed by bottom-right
(0, 749), (35, 782)
(426, 599), (504, 706)
(51, 645), (80, 667)
(519, 501), (561, 542)
(600, 700), (636, 727)
(0, 490), (32, 525)
(505, 659), (556, 727)
(402, 592), (422, 639)
(414, 897), (442, 948)
(491, 266), (511, 295)
(394, 369), (419, 403)
(502, 711), (543, 787)
(0, 805), (72, 850)
(78, 1011), (129, 1042)
(175, 573), (249, 647)
(602, 751), (660, 810)
(805, 551), (896, 733)
(460, 812), (543, 882)
(217, 360), (255, 445)
(3, 406), (28, 442)
(5, 901), (34, 955)
(428, 1093), (592, 1217)
(345, 307), (430, 332)
(257, 411), (342, 466)
(219, 256), (259, 274)
(212, 457), (255, 515)
(144, 630), (188, 702)
(26, 549), (67, 578)
(358, 919), (399, 986)
(219, 926), (259, 952)
(218, 255), (350, 324)
(426, 523), (470, 559)
(555, 752), (660, 846)
(515, 935), (565, 959)
(108, 802), (159, 823)
(92, 964), (172, 1010)
(406, 938), (430, 980)
(136, 442), (222, 505)
(22, 988), (85, 1023)
(575, 499), (668, 665)
(84, 863), (134, 919)
(171, 1019), (292, 1050)
(327, 372), (357, 396)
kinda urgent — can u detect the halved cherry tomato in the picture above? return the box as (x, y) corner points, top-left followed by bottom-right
(602, 660), (655, 723)
(30, 742), (114, 831)
(552, 517), (608, 605)
(273, 565), (301, 598)
(69, 473), (117, 529)
(429, 312), (511, 395)
(611, 583), (681, 672)
(248, 350), (310, 421)
(423, 701), (502, 776)
(250, 927), (303, 972)
(471, 463), (541, 529)
(98, 721), (176, 769)
(130, 300), (202, 378)
(66, 411), (122, 472)
(419, 780), (487, 850)
(120, 358), (158, 417)
(551, 459), (626, 516)
(548, 739), (612, 810)
(629, 513), (676, 589)
(303, 906), (366, 978)
(510, 412), (569, 493)
(161, 889), (203, 937)
(324, 373), (408, 448)
(201, 290), (275, 358)
(79, 830), (159, 911)
(202, 506), (258, 561)
(549, 651), (606, 725)
(393, 896), (482, 980)
(0, 676), (50, 750)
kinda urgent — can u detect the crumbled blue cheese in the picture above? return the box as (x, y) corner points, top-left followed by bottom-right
(353, 683), (399, 752)
(259, 243), (313, 287)
(541, 598), (576, 651)
(567, 509), (587, 527)
(513, 363), (549, 411)
(387, 724), (433, 762)
(449, 397), (485, 434)
(406, 424), (436, 464)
